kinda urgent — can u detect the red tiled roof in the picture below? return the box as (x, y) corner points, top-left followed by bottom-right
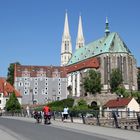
(66, 57), (99, 73)
(15, 65), (67, 78)
(0, 78), (21, 97)
(104, 98), (132, 108)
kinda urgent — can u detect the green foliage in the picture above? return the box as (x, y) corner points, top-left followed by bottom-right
(47, 98), (74, 111)
(83, 70), (102, 95)
(6, 92), (21, 112)
(138, 70), (140, 91)
(7, 62), (20, 85)
(77, 99), (87, 106)
(116, 86), (130, 98)
(131, 91), (140, 104)
(110, 68), (123, 93)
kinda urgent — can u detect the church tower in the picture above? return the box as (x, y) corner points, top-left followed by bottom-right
(76, 15), (85, 50)
(105, 17), (110, 36)
(61, 12), (72, 66)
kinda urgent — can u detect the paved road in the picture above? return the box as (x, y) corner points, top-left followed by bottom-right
(0, 117), (119, 140)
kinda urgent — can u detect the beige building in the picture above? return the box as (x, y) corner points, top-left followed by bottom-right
(104, 98), (140, 118)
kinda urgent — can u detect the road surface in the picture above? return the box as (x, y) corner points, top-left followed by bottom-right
(0, 117), (120, 140)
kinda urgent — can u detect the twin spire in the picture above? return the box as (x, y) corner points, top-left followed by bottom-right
(76, 15), (85, 50)
(61, 12), (85, 66)
(63, 12), (70, 38)
(61, 12), (110, 66)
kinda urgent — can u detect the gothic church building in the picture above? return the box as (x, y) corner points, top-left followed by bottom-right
(61, 12), (138, 97)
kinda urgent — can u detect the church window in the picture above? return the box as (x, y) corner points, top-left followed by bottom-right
(100, 50), (102, 52)
(123, 57), (127, 84)
(96, 46), (98, 49)
(104, 43), (106, 45)
(104, 57), (108, 84)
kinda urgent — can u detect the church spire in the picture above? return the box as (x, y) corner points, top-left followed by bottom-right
(61, 11), (72, 66)
(63, 11), (70, 37)
(76, 15), (85, 50)
(105, 17), (110, 36)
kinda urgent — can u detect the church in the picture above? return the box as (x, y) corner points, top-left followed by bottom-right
(61, 12), (138, 97)
(14, 12), (138, 105)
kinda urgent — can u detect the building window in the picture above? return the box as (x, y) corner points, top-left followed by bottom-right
(34, 91), (38, 95)
(34, 82), (38, 86)
(0, 100), (1, 104)
(35, 78), (38, 81)
(19, 82), (23, 87)
(57, 97), (60, 101)
(34, 87), (38, 90)
(33, 99), (37, 104)
(24, 91), (28, 95)
(58, 91), (61, 95)
(0, 94), (1, 97)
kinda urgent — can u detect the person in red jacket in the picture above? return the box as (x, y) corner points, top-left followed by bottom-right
(43, 106), (51, 124)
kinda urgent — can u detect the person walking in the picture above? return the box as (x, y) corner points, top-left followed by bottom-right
(62, 106), (69, 121)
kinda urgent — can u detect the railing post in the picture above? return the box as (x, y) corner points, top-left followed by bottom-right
(69, 112), (73, 123)
(81, 113), (85, 124)
(137, 112), (140, 128)
(96, 111), (100, 126)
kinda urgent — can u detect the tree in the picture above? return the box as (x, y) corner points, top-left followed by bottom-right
(138, 70), (140, 91)
(83, 70), (102, 95)
(7, 62), (20, 85)
(5, 92), (21, 113)
(110, 68), (123, 93)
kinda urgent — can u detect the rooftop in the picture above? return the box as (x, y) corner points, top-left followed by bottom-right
(68, 32), (132, 65)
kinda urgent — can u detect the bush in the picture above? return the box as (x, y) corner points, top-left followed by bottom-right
(47, 98), (74, 111)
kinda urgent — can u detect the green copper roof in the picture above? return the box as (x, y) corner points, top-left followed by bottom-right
(68, 32), (131, 65)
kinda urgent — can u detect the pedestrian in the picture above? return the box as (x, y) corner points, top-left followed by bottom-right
(26, 105), (30, 117)
(62, 106), (69, 121)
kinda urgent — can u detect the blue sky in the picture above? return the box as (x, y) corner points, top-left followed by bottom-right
(0, 0), (140, 76)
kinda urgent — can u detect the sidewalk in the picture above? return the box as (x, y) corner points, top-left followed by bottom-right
(1, 116), (140, 140)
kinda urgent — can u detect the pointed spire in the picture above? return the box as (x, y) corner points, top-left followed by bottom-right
(63, 11), (70, 37)
(105, 17), (110, 36)
(76, 14), (85, 50)
(61, 11), (72, 66)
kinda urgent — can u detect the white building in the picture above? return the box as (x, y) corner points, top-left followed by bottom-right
(0, 78), (22, 110)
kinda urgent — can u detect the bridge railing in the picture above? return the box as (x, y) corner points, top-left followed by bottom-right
(1, 110), (140, 131)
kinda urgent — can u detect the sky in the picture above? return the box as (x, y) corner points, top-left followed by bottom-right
(0, 0), (140, 77)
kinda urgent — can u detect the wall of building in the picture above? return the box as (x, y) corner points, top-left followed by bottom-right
(15, 77), (67, 105)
